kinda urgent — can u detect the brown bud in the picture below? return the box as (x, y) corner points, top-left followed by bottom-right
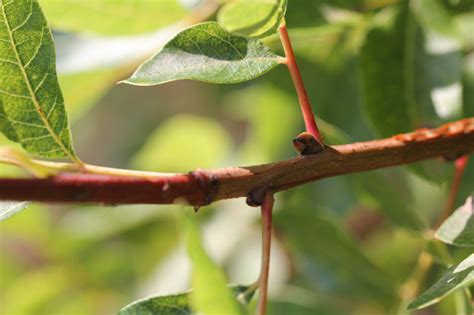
(292, 132), (324, 155)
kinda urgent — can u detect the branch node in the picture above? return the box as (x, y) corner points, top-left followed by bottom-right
(292, 132), (325, 155)
(246, 186), (272, 207)
(188, 169), (219, 209)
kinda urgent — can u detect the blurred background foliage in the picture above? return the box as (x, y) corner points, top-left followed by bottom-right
(0, 0), (473, 314)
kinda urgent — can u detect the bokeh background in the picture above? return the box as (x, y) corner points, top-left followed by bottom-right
(0, 0), (473, 314)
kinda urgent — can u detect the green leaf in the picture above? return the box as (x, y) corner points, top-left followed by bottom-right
(0, 201), (29, 221)
(40, 0), (187, 36)
(0, 0), (77, 160)
(118, 286), (252, 315)
(186, 215), (244, 315)
(218, 0), (287, 38)
(124, 22), (283, 86)
(436, 196), (474, 247)
(360, 4), (414, 138)
(350, 171), (423, 230)
(408, 253), (474, 310)
(275, 209), (396, 303)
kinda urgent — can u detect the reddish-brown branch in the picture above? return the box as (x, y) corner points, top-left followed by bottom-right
(0, 118), (473, 205)
(279, 24), (322, 143)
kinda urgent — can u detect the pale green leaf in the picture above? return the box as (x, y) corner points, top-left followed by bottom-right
(408, 254), (474, 310)
(436, 196), (474, 247)
(118, 286), (252, 315)
(0, 0), (77, 160)
(40, 0), (187, 36)
(186, 215), (244, 315)
(218, 0), (287, 38)
(0, 201), (29, 221)
(124, 22), (283, 85)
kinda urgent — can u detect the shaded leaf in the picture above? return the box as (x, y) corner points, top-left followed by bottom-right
(118, 285), (252, 315)
(0, 201), (29, 221)
(40, 0), (187, 36)
(218, 0), (287, 38)
(0, 0), (77, 160)
(275, 209), (395, 303)
(186, 215), (244, 315)
(436, 196), (474, 247)
(351, 171), (423, 230)
(408, 254), (474, 310)
(124, 22), (283, 85)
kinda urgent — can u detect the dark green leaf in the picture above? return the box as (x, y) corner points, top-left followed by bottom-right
(275, 210), (395, 303)
(124, 22), (283, 85)
(351, 171), (423, 230)
(0, 0), (77, 160)
(218, 0), (287, 38)
(186, 215), (244, 315)
(408, 254), (474, 310)
(436, 196), (474, 247)
(0, 201), (29, 221)
(360, 4), (414, 137)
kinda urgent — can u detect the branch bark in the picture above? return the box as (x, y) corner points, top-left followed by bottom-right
(0, 118), (473, 206)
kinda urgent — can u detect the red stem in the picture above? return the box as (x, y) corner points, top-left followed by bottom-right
(435, 155), (470, 228)
(278, 24), (322, 143)
(257, 193), (274, 315)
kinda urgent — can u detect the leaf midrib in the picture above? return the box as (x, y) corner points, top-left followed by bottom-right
(0, 1), (77, 162)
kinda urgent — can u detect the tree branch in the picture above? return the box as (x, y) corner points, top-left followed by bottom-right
(0, 118), (473, 206)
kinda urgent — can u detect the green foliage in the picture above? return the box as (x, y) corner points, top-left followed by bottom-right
(436, 196), (474, 247)
(124, 22), (283, 85)
(186, 215), (244, 315)
(218, 0), (287, 38)
(118, 285), (252, 315)
(0, 1), (473, 315)
(0, 201), (29, 221)
(408, 254), (474, 310)
(40, 0), (187, 36)
(0, 0), (76, 160)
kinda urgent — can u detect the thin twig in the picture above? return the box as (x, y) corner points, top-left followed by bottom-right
(278, 23), (323, 143)
(257, 193), (274, 315)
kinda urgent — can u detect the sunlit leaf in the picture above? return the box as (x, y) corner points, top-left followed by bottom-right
(0, 201), (29, 221)
(436, 196), (474, 247)
(408, 254), (474, 310)
(124, 22), (283, 85)
(186, 215), (244, 315)
(218, 0), (287, 38)
(0, 0), (77, 160)
(118, 286), (252, 315)
(40, 0), (187, 36)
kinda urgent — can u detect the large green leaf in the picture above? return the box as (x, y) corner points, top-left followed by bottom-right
(186, 216), (244, 315)
(118, 286), (252, 315)
(436, 196), (474, 247)
(124, 22), (283, 85)
(0, 0), (77, 160)
(0, 201), (29, 221)
(40, 0), (187, 36)
(408, 253), (474, 310)
(218, 0), (287, 38)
